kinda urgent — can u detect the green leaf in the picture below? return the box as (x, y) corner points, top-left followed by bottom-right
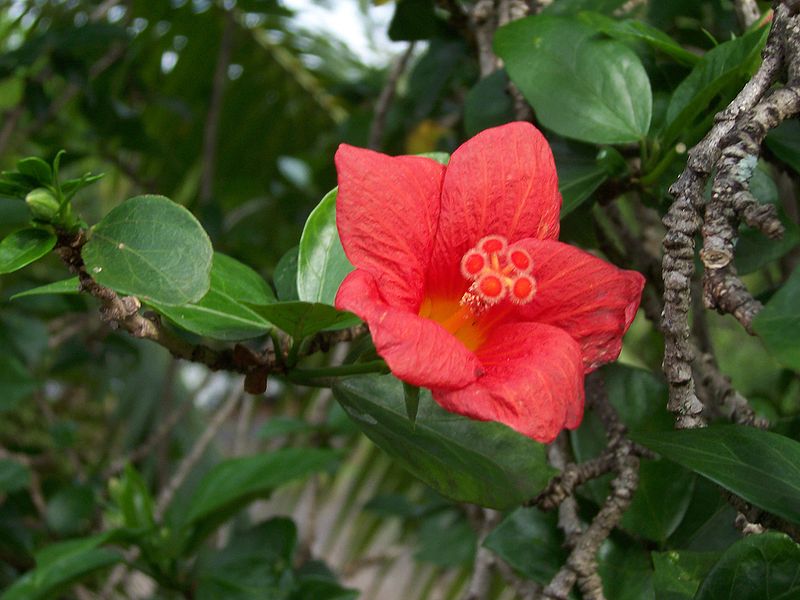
(194, 518), (298, 600)
(464, 70), (516, 137)
(108, 465), (156, 531)
(0, 354), (38, 412)
(483, 507), (565, 584)
(82, 195), (213, 305)
(553, 140), (626, 217)
(274, 246), (300, 301)
(495, 16), (652, 144)
(256, 416), (316, 440)
(388, 0), (438, 41)
(403, 382), (420, 424)
(632, 425), (800, 524)
(753, 265), (800, 371)
(578, 12), (699, 66)
(251, 301), (359, 339)
(0, 459), (31, 494)
(0, 532), (122, 600)
(652, 550), (720, 600)
(621, 459), (695, 543)
(542, 0), (628, 15)
(11, 277), (81, 300)
(45, 484), (95, 537)
(598, 539), (654, 600)
(297, 189), (353, 306)
(766, 120), (800, 174)
(149, 253), (275, 341)
(0, 228), (56, 275)
(183, 448), (338, 526)
(664, 27), (767, 144)
(333, 374), (556, 509)
(415, 510), (476, 567)
(695, 533), (800, 600)
(16, 157), (52, 185)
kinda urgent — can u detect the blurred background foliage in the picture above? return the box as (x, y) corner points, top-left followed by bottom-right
(1, 0), (799, 598)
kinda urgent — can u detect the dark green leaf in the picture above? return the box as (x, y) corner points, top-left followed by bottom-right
(10, 277), (81, 300)
(598, 538), (654, 600)
(16, 157), (52, 185)
(621, 459), (695, 543)
(542, 0), (628, 16)
(403, 382), (420, 424)
(632, 425), (800, 524)
(483, 507), (565, 583)
(415, 510), (476, 567)
(652, 550), (719, 600)
(274, 246), (300, 301)
(82, 195), (213, 305)
(0, 532), (122, 600)
(149, 253), (275, 341)
(251, 301), (359, 339)
(579, 12), (699, 66)
(0, 354), (38, 412)
(464, 70), (516, 137)
(766, 120), (800, 174)
(297, 189), (353, 306)
(0, 228), (56, 274)
(753, 265), (800, 371)
(664, 27), (767, 144)
(45, 484), (95, 537)
(496, 16), (652, 143)
(257, 417), (315, 440)
(695, 533), (800, 600)
(553, 141), (626, 217)
(183, 448), (338, 526)
(333, 374), (556, 509)
(0, 459), (31, 494)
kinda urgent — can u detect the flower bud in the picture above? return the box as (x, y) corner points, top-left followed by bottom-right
(25, 187), (61, 221)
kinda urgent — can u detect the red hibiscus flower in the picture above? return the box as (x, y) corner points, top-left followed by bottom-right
(334, 122), (644, 443)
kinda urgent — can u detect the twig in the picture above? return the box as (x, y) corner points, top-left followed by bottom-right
(199, 10), (235, 207)
(530, 454), (617, 511)
(368, 43), (415, 150)
(661, 5), (793, 428)
(461, 508), (501, 600)
(154, 383), (243, 520)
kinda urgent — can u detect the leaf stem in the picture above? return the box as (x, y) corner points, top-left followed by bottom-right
(289, 360), (389, 380)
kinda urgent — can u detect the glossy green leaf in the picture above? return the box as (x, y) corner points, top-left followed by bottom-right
(149, 253), (275, 341)
(753, 265), (800, 371)
(598, 538), (654, 600)
(652, 550), (720, 600)
(11, 277), (81, 300)
(0, 459), (31, 494)
(464, 70), (516, 137)
(632, 425), (800, 524)
(664, 27), (767, 144)
(553, 141), (626, 217)
(0, 532), (122, 600)
(0, 228), (56, 274)
(82, 195), (213, 305)
(621, 459), (695, 543)
(0, 354), (38, 412)
(579, 12), (699, 66)
(695, 533), (800, 600)
(274, 246), (300, 301)
(251, 301), (359, 339)
(495, 16), (652, 143)
(766, 120), (800, 174)
(333, 374), (556, 509)
(297, 189), (353, 306)
(483, 507), (565, 583)
(183, 448), (338, 526)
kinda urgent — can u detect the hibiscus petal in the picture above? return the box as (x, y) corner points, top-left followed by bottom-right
(516, 239), (645, 372)
(335, 144), (444, 311)
(433, 322), (584, 443)
(336, 270), (482, 390)
(427, 122), (561, 298)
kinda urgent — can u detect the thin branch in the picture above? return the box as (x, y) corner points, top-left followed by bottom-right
(368, 43), (415, 150)
(461, 508), (502, 600)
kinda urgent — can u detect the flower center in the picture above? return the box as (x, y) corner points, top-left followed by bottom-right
(422, 235), (537, 351)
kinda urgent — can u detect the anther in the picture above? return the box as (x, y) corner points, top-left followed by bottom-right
(511, 275), (536, 304)
(476, 274), (505, 303)
(478, 235), (507, 255)
(508, 247), (533, 273)
(460, 251), (487, 280)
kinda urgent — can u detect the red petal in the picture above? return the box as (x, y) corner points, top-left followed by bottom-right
(433, 322), (584, 443)
(427, 122), (561, 298)
(336, 270), (482, 389)
(516, 239), (645, 372)
(336, 144), (445, 311)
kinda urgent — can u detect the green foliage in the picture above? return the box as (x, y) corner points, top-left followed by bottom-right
(333, 374), (556, 509)
(754, 264), (800, 371)
(0, 229), (56, 275)
(496, 16), (652, 143)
